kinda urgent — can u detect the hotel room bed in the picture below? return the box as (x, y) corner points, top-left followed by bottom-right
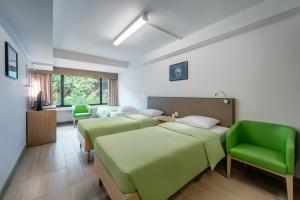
(77, 113), (158, 161)
(94, 122), (225, 200)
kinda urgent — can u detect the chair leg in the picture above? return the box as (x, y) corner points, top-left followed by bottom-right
(227, 155), (231, 178)
(286, 175), (293, 200)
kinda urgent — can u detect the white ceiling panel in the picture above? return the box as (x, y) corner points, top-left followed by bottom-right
(0, 0), (53, 64)
(54, 0), (264, 61)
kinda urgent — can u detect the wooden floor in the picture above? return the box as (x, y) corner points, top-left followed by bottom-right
(3, 125), (300, 200)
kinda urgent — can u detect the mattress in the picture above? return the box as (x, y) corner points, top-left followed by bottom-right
(94, 122), (225, 200)
(209, 125), (229, 143)
(78, 114), (157, 145)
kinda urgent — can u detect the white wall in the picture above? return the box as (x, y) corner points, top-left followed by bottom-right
(119, 12), (300, 176)
(0, 24), (30, 192)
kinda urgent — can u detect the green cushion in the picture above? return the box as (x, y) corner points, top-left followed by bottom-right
(230, 143), (286, 174)
(74, 112), (92, 118)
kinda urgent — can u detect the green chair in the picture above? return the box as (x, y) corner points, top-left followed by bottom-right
(72, 104), (92, 127)
(226, 120), (296, 200)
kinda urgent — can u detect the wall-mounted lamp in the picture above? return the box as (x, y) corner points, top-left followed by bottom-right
(214, 91), (229, 104)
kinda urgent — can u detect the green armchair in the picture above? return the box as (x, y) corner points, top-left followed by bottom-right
(226, 120), (296, 200)
(72, 104), (92, 127)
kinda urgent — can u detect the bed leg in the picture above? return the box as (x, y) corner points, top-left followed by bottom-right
(222, 158), (227, 174)
(98, 178), (103, 187)
(87, 151), (91, 163)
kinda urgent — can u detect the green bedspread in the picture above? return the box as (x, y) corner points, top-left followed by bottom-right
(78, 114), (156, 145)
(94, 122), (225, 200)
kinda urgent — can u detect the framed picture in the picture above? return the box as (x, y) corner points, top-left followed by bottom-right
(5, 41), (18, 79)
(169, 61), (188, 81)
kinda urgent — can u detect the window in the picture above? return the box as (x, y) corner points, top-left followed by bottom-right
(52, 74), (109, 106)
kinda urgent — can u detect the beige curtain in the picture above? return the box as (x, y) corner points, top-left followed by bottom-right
(30, 72), (52, 104)
(109, 79), (118, 106)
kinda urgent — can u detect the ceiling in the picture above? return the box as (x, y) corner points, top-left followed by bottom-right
(3, 0), (297, 71)
(54, 0), (264, 62)
(0, 0), (53, 64)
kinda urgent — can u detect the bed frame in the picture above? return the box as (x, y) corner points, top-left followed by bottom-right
(94, 157), (141, 200)
(77, 132), (93, 162)
(147, 96), (235, 127)
(94, 97), (236, 200)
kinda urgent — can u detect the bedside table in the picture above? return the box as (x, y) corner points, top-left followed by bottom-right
(158, 116), (175, 123)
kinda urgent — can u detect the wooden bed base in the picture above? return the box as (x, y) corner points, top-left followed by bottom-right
(77, 131), (93, 162)
(94, 157), (141, 200)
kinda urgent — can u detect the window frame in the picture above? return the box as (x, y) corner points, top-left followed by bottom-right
(53, 74), (108, 107)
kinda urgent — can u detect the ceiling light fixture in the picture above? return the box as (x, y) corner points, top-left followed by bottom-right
(113, 13), (148, 46)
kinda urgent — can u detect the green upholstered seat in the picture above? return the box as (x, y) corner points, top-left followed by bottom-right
(72, 104), (92, 126)
(230, 143), (286, 174)
(74, 112), (92, 118)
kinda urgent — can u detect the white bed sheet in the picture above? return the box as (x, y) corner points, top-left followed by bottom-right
(209, 125), (229, 143)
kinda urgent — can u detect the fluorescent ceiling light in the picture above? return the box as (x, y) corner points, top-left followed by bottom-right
(113, 14), (148, 46)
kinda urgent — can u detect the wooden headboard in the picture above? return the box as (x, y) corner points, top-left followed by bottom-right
(147, 97), (235, 127)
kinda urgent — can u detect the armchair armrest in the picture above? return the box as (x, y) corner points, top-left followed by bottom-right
(71, 105), (76, 117)
(285, 128), (296, 175)
(226, 121), (243, 154)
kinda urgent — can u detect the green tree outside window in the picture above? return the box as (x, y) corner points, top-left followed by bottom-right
(52, 74), (109, 106)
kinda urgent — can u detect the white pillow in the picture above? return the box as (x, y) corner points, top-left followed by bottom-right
(110, 111), (125, 117)
(118, 106), (138, 113)
(140, 109), (163, 117)
(175, 115), (220, 129)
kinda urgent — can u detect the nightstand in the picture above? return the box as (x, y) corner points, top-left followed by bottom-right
(158, 116), (175, 123)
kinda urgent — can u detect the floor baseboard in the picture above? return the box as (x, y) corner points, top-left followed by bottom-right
(0, 145), (26, 199)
